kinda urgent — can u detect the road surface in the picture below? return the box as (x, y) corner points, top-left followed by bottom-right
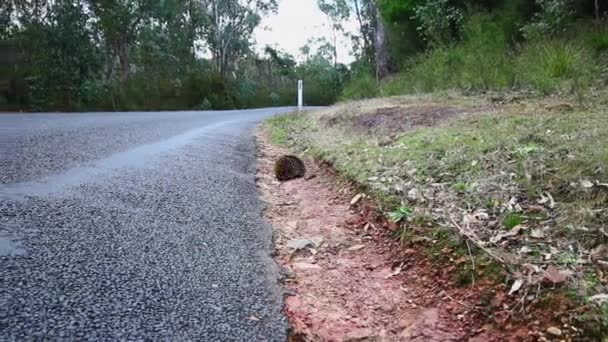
(0, 108), (294, 340)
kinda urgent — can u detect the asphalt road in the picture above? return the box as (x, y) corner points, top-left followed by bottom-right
(0, 108), (294, 340)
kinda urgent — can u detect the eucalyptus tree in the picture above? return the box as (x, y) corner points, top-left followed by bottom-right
(200, 0), (278, 76)
(316, 0), (376, 67)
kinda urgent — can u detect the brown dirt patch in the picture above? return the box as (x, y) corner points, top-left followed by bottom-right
(322, 105), (493, 134)
(255, 127), (565, 341)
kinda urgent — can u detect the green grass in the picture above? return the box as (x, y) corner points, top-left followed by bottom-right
(344, 14), (606, 100)
(264, 95), (608, 337)
(264, 111), (312, 146)
(516, 41), (598, 95)
(502, 213), (525, 230)
(388, 205), (413, 223)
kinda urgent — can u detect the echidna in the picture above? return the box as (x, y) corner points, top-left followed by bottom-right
(274, 155), (306, 181)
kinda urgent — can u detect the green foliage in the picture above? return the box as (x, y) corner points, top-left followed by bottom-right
(2, 0), (347, 112)
(521, 0), (574, 40)
(265, 112), (312, 146)
(199, 98), (213, 110)
(413, 0), (463, 46)
(19, 2), (102, 111)
(379, 12), (515, 95)
(516, 41), (597, 94)
(503, 213), (525, 230)
(588, 30), (608, 53)
(377, 0), (420, 21)
(388, 206), (413, 223)
(343, 3), (603, 99)
(341, 73), (379, 100)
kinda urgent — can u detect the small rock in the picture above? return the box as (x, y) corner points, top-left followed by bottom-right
(530, 229), (546, 239)
(546, 326), (562, 336)
(286, 239), (314, 250)
(519, 246), (533, 254)
(347, 244), (365, 252)
(350, 193), (364, 206)
(407, 188), (419, 202)
(293, 262), (322, 270)
(542, 265), (569, 285)
(404, 248), (416, 256)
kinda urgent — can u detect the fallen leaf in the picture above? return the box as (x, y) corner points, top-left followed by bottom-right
(490, 225), (525, 244)
(286, 239), (314, 250)
(543, 265), (568, 285)
(384, 264), (403, 279)
(350, 193), (364, 206)
(546, 326), (562, 336)
(530, 229), (546, 239)
(519, 246), (533, 254)
(249, 315), (260, 321)
(347, 244), (365, 252)
(589, 294), (608, 304)
(597, 260), (608, 269)
(525, 205), (545, 214)
(545, 192), (556, 209)
(474, 211), (490, 221)
(509, 279), (524, 295)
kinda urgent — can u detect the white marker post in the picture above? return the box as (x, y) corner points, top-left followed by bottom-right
(297, 80), (303, 111)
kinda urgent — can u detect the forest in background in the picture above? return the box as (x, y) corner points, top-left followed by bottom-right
(1, 1), (607, 112)
(0, 0), (351, 111)
(337, 0), (608, 100)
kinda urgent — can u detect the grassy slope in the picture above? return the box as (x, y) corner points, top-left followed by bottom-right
(266, 92), (608, 339)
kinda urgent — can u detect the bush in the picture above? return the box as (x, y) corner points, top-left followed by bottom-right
(516, 41), (598, 94)
(341, 6), (604, 100)
(413, 0), (463, 46)
(521, 0), (574, 40)
(341, 73), (379, 100)
(378, 12), (516, 95)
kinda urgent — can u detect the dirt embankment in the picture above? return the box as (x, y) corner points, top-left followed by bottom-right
(255, 127), (570, 341)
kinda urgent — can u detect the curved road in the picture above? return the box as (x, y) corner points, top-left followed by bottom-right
(0, 108), (294, 340)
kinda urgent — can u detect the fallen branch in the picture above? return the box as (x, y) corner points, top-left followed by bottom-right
(449, 215), (513, 268)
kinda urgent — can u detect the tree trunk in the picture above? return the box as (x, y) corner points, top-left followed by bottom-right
(117, 35), (130, 84)
(374, 6), (389, 80)
(353, 0), (370, 63)
(595, 0), (600, 24)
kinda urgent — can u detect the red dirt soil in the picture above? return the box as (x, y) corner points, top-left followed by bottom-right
(256, 128), (564, 342)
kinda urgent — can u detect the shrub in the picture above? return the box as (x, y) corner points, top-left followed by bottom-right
(341, 73), (379, 100)
(516, 41), (597, 94)
(521, 0), (574, 40)
(413, 0), (464, 46)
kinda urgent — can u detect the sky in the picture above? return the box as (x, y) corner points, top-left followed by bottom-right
(253, 0), (357, 64)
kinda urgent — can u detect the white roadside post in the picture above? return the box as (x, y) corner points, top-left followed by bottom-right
(297, 80), (303, 111)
